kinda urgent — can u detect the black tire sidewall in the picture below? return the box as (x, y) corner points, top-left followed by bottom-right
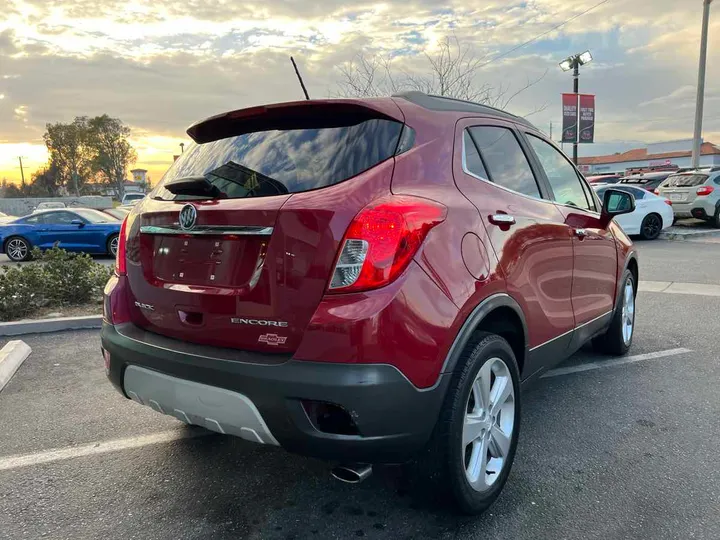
(446, 335), (522, 514)
(6, 237), (30, 262)
(713, 206), (720, 228)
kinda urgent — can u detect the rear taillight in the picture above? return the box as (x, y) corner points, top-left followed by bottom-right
(328, 196), (447, 293)
(116, 217), (128, 275)
(654, 189), (660, 194)
(664, 199), (672, 206)
(696, 186), (714, 196)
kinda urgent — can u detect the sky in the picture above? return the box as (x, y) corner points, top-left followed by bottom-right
(0, 0), (718, 185)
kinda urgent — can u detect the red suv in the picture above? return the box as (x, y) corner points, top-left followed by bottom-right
(101, 92), (638, 514)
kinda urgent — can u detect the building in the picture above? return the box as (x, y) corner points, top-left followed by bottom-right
(130, 169), (148, 185)
(578, 139), (720, 175)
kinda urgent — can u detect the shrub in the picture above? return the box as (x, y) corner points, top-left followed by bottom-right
(0, 247), (114, 321)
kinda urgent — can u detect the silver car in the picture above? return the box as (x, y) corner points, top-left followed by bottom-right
(656, 169), (720, 226)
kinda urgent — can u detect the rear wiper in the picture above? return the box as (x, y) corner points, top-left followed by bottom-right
(163, 176), (222, 198)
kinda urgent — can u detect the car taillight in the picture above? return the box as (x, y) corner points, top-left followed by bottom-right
(653, 189), (660, 194)
(116, 217), (128, 275)
(327, 196), (447, 293)
(664, 199), (672, 206)
(696, 186), (714, 196)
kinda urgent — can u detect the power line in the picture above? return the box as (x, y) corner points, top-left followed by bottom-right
(478, 0), (612, 69)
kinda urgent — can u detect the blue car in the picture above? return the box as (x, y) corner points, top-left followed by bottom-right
(0, 208), (122, 262)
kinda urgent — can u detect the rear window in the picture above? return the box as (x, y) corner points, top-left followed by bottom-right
(665, 174), (708, 187)
(153, 119), (403, 200)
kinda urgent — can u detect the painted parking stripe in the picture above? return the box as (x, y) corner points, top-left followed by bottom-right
(0, 429), (211, 472)
(542, 348), (692, 378)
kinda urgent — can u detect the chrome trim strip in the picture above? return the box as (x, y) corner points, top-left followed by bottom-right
(140, 225), (274, 236)
(529, 310), (613, 352)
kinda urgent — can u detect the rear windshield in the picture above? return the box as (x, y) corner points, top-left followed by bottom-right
(152, 119), (403, 200)
(665, 174), (708, 187)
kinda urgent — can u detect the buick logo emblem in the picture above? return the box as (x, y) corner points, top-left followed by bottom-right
(178, 204), (197, 230)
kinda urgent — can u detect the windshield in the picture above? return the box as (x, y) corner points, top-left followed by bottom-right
(124, 194), (144, 200)
(152, 118), (403, 201)
(665, 174), (708, 187)
(73, 208), (118, 223)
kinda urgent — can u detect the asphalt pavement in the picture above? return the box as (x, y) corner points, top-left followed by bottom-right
(1, 241), (720, 539)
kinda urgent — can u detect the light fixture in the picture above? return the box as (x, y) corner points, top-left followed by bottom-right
(559, 58), (574, 72)
(578, 50), (593, 65)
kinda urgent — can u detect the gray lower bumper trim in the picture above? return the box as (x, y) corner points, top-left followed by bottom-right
(124, 365), (279, 445)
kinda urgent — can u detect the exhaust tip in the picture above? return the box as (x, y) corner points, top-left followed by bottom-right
(331, 464), (372, 484)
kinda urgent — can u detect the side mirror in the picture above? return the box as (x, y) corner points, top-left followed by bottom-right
(70, 219), (85, 227)
(600, 188), (635, 226)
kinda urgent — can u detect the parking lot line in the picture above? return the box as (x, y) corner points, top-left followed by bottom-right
(0, 429), (210, 472)
(541, 348), (692, 378)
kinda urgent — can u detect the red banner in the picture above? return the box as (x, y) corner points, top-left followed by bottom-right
(578, 94), (595, 144)
(561, 93), (578, 143)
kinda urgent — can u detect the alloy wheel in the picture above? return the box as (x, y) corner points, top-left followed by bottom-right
(643, 215), (661, 239)
(109, 236), (119, 257)
(621, 279), (635, 345)
(462, 357), (515, 492)
(7, 239), (28, 261)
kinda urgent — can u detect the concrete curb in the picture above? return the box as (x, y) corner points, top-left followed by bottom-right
(0, 340), (32, 392)
(0, 315), (102, 337)
(659, 229), (720, 241)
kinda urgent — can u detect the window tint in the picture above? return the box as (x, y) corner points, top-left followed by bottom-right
(43, 211), (76, 225)
(463, 130), (489, 180)
(22, 215), (44, 225)
(153, 118), (403, 201)
(467, 126), (540, 198)
(527, 134), (591, 210)
(73, 208), (112, 223)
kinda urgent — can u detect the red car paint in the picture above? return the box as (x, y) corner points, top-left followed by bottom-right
(107, 95), (635, 389)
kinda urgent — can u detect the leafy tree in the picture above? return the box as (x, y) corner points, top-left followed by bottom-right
(0, 178), (24, 198)
(25, 163), (62, 197)
(86, 115), (137, 200)
(44, 117), (92, 196)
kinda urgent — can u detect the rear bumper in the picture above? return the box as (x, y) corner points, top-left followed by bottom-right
(672, 199), (715, 219)
(101, 322), (450, 463)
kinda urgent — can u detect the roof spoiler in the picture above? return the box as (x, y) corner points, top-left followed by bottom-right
(187, 99), (404, 144)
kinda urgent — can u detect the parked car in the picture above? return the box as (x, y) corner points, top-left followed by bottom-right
(586, 174), (623, 184)
(617, 171), (674, 192)
(594, 184), (673, 239)
(121, 193), (146, 206)
(101, 92), (638, 515)
(0, 211), (14, 224)
(0, 208), (121, 262)
(656, 169), (720, 226)
(102, 206), (133, 220)
(32, 201), (66, 212)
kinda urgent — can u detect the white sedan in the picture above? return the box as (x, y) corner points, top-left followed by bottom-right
(594, 184), (674, 240)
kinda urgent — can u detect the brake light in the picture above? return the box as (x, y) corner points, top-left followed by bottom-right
(653, 189), (660, 194)
(696, 186), (714, 196)
(328, 196), (447, 293)
(664, 199), (672, 206)
(116, 217), (128, 275)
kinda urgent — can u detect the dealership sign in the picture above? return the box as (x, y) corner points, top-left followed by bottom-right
(562, 94), (595, 144)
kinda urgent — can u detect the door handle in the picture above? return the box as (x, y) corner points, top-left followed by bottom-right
(489, 214), (516, 226)
(574, 228), (587, 238)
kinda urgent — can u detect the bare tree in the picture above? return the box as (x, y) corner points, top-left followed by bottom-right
(335, 35), (547, 117)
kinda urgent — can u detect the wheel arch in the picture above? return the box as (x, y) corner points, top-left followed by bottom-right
(441, 294), (529, 378)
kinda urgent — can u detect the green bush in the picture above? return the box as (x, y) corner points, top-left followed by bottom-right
(0, 247), (114, 321)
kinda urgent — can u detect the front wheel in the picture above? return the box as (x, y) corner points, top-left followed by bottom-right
(107, 234), (119, 257)
(421, 333), (521, 515)
(593, 269), (635, 355)
(5, 236), (31, 262)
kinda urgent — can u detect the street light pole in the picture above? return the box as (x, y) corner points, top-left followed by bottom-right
(573, 60), (580, 165)
(691, 0), (713, 169)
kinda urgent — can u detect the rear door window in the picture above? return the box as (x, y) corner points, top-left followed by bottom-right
(152, 119), (403, 200)
(467, 126), (541, 198)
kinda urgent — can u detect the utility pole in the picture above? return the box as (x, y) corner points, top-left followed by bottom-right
(18, 156), (26, 187)
(691, 0), (713, 169)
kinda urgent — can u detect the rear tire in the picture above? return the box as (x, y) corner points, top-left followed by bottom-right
(593, 269), (635, 355)
(419, 332), (521, 515)
(713, 206), (720, 229)
(640, 213), (662, 240)
(107, 234), (119, 257)
(5, 236), (31, 262)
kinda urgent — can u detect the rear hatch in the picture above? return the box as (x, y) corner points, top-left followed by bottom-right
(658, 173), (708, 203)
(123, 100), (404, 354)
